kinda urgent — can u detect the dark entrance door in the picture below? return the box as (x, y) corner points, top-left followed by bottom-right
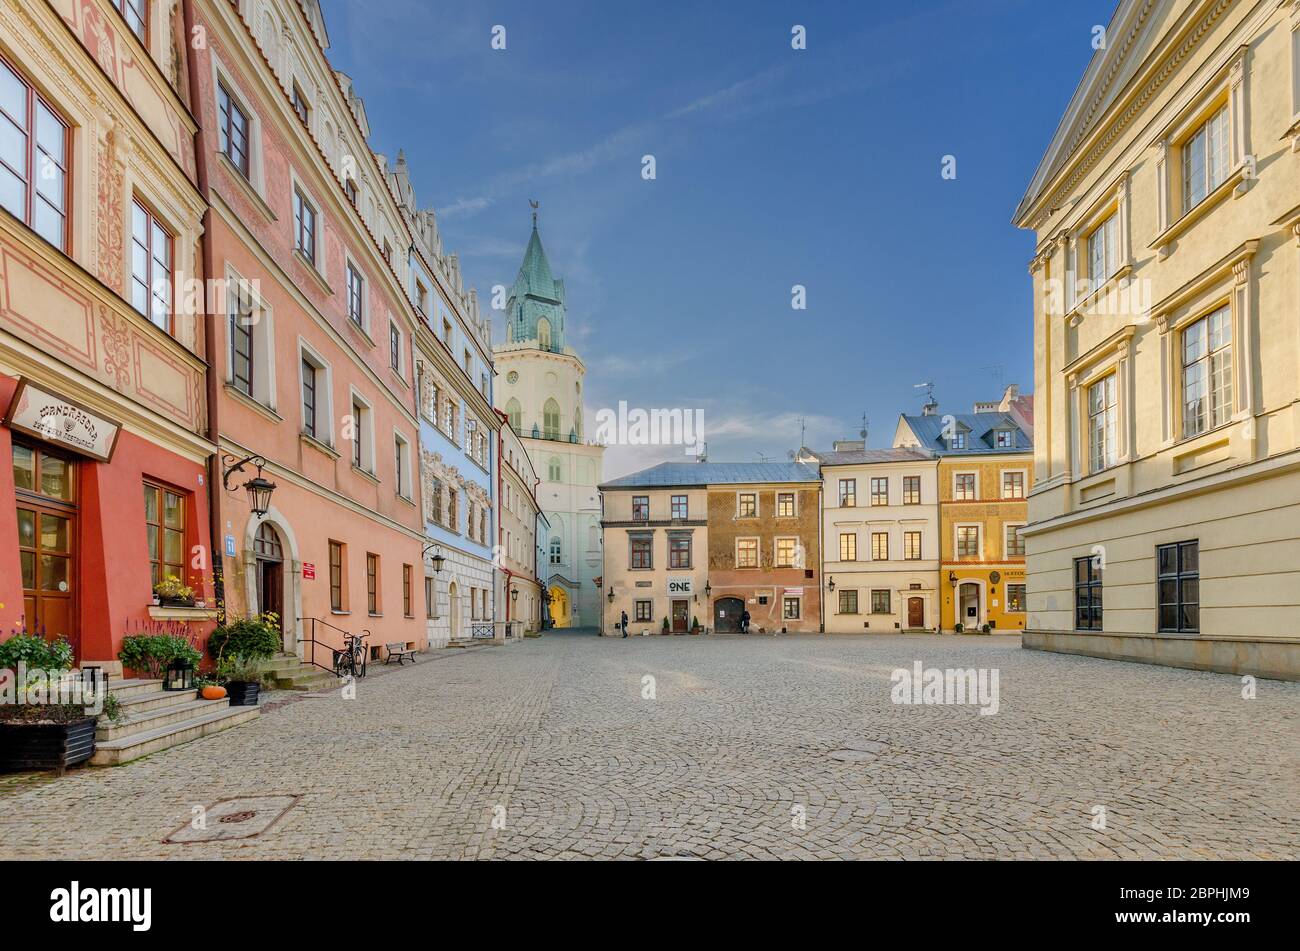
(908, 597), (924, 628)
(12, 442), (78, 657)
(671, 600), (689, 633)
(253, 522), (286, 636)
(714, 597), (744, 633)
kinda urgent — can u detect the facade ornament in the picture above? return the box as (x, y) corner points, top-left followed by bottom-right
(1233, 258), (1251, 285)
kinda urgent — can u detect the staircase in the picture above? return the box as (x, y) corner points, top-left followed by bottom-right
(90, 678), (260, 767)
(265, 653), (341, 691)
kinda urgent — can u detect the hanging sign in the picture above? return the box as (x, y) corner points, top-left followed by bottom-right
(3, 379), (122, 462)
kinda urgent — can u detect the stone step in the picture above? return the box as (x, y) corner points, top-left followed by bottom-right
(96, 697), (230, 741)
(105, 678), (165, 699)
(271, 668), (340, 691)
(262, 654), (312, 671)
(90, 705), (260, 767)
(112, 687), (210, 715)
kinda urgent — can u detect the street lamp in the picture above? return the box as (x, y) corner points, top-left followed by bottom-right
(948, 571), (958, 587)
(511, 587), (519, 604)
(423, 544), (445, 574)
(827, 576), (836, 592)
(222, 454), (277, 518)
(704, 580), (712, 598)
(607, 585), (615, 604)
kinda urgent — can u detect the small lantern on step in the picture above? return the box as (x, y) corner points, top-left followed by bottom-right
(164, 658), (195, 692)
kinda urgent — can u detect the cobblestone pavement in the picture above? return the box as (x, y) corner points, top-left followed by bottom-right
(0, 632), (1296, 860)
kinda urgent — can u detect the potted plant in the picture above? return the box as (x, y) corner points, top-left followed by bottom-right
(218, 655), (266, 706)
(661, 617), (670, 635)
(954, 622), (964, 634)
(0, 633), (124, 772)
(980, 623), (992, 634)
(690, 616), (701, 635)
(153, 575), (196, 608)
(207, 613), (281, 663)
(118, 628), (202, 684)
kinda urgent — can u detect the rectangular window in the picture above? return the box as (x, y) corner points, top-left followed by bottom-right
(738, 493), (757, 517)
(1006, 583), (1026, 613)
(115, 0), (146, 40)
(1001, 471), (1025, 500)
(1182, 104), (1230, 214)
(669, 536), (691, 569)
(736, 537), (758, 568)
(775, 537), (797, 568)
(425, 576), (435, 619)
(143, 482), (185, 589)
(366, 553), (379, 614)
(291, 83), (310, 127)
(839, 532), (857, 562)
(394, 435), (409, 498)
(217, 83), (250, 178)
(1005, 524), (1025, 558)
(1157, 540), (1199, 633)
(871, 590), (891, 614)
(634, 600), (653, 623)
(954, 473), (976, 501)
(1182, 305), (1233, 438)
(951, 432), (966, 449)
(904, 531), (922, 561)
(344, 178), (357, 207)
(776, 492), (795, 517)
(294, 189), (317, 263)
(630, 536), (652, 569)
(301, 356), (317, 439)
(1074, 556), (1103, 631)
(902, 476), (921, 505)
(838, 590), (858, 614)
(0, 58), (68, 250)
(870, 477), (888, 506)
(957, 526), (980, 559)
(1088, 375), (1118, 473)
(838, 479), (856, 507)
(671, 495), (688, 520)
(228, 282), (255, 398)
(632, 496), (649, 521)
(1087, 212), (1118, 292)
(329, 541), (344, 611)
(346, 264), (365, 326)
(403, 564), (413, 618)
(995, 430), (1015, 448)
(389, 323), (401, 370)
(130, 200), (172, 331)
(783, 597), (800, 620)
(351, 399), (366, 469)
(871, 532), (889, 561)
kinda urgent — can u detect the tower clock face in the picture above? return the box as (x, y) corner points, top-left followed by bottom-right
(507, 371), (519, 385)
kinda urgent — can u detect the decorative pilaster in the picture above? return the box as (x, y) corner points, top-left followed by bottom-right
(1152, 138), (1170, 241)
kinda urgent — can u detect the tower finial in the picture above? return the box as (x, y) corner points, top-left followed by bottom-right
(529, 199), (539, 228)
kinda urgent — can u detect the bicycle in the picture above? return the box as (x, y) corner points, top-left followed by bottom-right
(332, 630), (368, 679)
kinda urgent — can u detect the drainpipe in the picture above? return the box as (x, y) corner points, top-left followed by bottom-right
(494, 408), (508, 624)
(181, 0), (223, 618)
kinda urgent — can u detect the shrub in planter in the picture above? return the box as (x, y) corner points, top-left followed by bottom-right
(118, 634), (202, 681)
(0, 632), (74, 672)
(207, 613), (281, 662)
(954, 623), (964, 634)
(981, 623), (992, 635)
(661, 617), (670, 635)
(0, 681), (123, 772)
(217, 655), (267, 706)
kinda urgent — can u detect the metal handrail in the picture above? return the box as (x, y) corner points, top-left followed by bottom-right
(298, 617), (371, 676)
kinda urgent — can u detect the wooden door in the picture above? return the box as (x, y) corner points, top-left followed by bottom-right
(671, 600), (689, 632)
(12, 442), (77, 654)
(907, 597), (924, 628)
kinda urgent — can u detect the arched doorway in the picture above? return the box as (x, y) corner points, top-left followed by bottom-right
(958, 582), (982, 629)
(253, 521), (291, 650)
(549, 585), (570, 627)
(448, 581), (461, 639)
(714, 597), (744, 633)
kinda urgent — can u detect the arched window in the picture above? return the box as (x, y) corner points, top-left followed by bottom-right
(543, 398), (561, 440)
(505, 398), (522, 434)
(549, 537), (562, 565)
(547, 457), (562, 482)
(574, 406), (582, 440)
(537, 317), (552, 351)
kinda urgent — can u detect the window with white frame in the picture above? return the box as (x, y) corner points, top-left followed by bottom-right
(130, 199), (172, 331)
(294, 188), (317, 264)
(394, 433), (411, 499)
(774, 537), (797, 568)
(736, 537), (759, 568)
(1181, 305), (1233, 438)
(737, 493), (757, 518)
(346, 263), (365, 327)
(227, 274), (272, 404)
(1088, 374), (1118, 473)
(954, 472), (976, 501)
(217, 82), (251, 179)
(114, 0), (146, 40)
(994, 430), (1014, 448)
(956, 525), (980, 559)
(1086, 212), (1119, 293)
(299, 346), (332, 444)
(389, 321), (402, 372)
(1001, 471), (1025, 500)
(350, 393), (374, 473)
(1182, 104), (1230, 214)
(1005, 524), (1025, 558)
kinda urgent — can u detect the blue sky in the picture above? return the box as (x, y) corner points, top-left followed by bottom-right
(320, 0), (1115, 478)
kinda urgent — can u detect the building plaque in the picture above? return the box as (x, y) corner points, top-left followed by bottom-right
(667, 577), (693, 595)
(3, 379), (122, 463)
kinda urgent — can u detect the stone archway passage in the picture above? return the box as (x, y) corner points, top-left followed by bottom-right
(714, 597), (744, 633)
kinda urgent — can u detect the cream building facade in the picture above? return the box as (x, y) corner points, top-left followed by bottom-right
(800, 444), (941, 634)
(498, 411), (546, 633)
(1014, 0), (1300, 680)
(494, 218), (604, 628)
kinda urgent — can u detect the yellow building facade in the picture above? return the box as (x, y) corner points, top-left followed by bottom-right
(1014, 0), (1300, 679)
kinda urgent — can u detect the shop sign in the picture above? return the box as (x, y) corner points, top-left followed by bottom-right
(667, 577), (693, 595)
(3, 379), (122, 462)
(303, 564), (316, 580)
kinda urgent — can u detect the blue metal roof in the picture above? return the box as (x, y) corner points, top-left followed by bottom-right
(600, 461), (820, 490)
(898, 412), (1033, 455)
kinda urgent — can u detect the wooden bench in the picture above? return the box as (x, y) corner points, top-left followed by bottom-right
(384, 642), (417, 665)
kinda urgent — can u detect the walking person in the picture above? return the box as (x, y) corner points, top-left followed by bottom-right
(621, 609), (629, 638)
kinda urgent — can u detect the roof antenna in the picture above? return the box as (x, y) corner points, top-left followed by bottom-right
(859, 413), (869, 442)
(798, 416), (806, 449)
(914, 381), (938, 417)
(529, 199), (539, 228)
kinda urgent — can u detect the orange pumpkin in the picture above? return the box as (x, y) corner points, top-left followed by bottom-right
(201, 685), (227, 701)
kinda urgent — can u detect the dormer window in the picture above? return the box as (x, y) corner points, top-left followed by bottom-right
(995, 430), (1014, 448)
(950, 432), (966, 450)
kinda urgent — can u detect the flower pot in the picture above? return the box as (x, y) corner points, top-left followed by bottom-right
(201, 685), (227, 701)
(225, 681), (260, 706)
(0, 717), (97, 772)
(158, 596), (196, 608)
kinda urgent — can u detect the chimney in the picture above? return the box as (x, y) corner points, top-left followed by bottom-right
(921, 398), (939, 417)
(832, 439), (865, 452)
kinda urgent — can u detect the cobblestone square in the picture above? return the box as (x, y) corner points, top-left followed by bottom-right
(0, 632), (1295, 860)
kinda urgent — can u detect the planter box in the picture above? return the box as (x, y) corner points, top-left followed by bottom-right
(0, 717), (97, 771)
(226, 682), (260, 706)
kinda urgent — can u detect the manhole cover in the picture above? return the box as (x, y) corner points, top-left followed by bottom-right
(164, 795), (300, 844)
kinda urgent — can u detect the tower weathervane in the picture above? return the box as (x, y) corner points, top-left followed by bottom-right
(529, 199), (539, 227)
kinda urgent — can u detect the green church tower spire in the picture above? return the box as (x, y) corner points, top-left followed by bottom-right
(507, 202), (566, 352)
